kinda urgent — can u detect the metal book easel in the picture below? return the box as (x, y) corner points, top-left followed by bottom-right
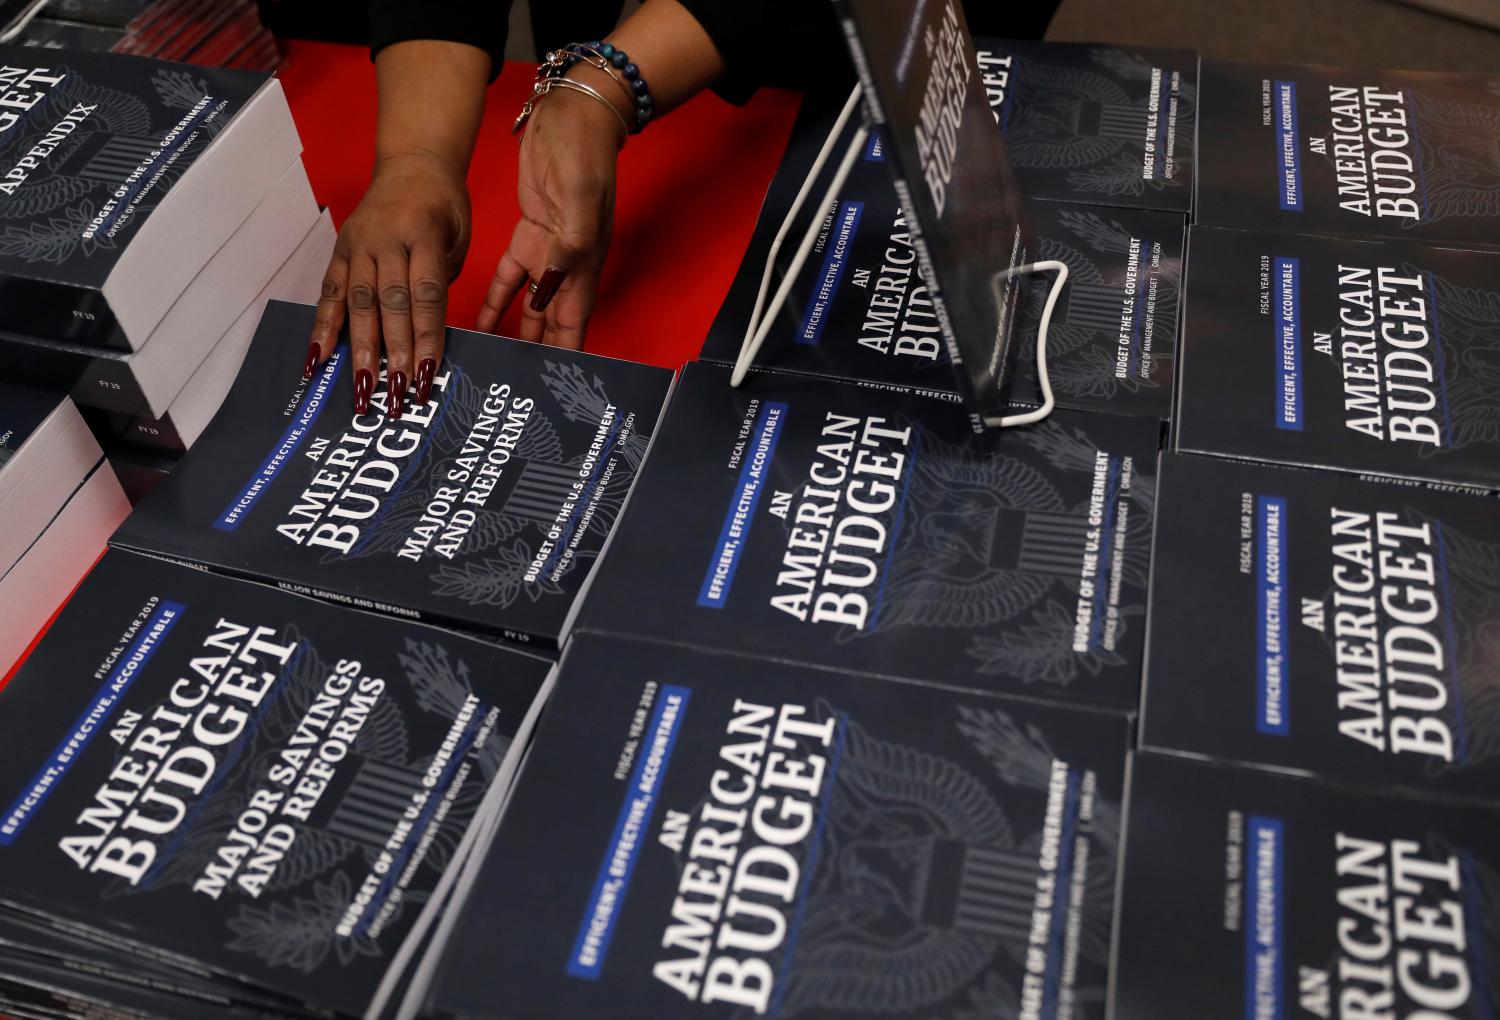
(729, 85), (1069, 430)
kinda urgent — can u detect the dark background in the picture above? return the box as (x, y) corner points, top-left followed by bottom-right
(257, 0), (1500, 75)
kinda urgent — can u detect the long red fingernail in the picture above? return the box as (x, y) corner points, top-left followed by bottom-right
(389, 371), (407, 419)
(415, 359), (435, 404)
(354, 369), (373, 415)
(529, 266), (566, 312)
(303, 341), (320, 381)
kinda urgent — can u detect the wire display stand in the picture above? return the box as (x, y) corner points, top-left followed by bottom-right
(729, 85), (1069, 430)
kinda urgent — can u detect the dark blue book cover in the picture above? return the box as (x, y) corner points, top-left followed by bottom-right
(111, 300), (675, 647)
(0, 327), (145, 414)
(1195, 59), (1500, 247)
(1113, 754), (1500, 1019)
(0, 549), (552, 1019)
(0, 44), (267, 347)
(976, 37), (1196, 213)
(1143, 453), (1500, 808)
(429, 633), (1130, 1019)
(832, 0), (1031, 430)
(1176, 226), (1500, 494)
(582, 362), (1159, 711)
(700, 128), (1185, 420)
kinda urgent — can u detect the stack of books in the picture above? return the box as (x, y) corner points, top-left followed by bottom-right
(1112, 752), (1499, 1019)
(410, 37), (1201, 1020)
(428, 631), (1133, 1020)
(1115, 57), (1500, 1018)
(111, 301), (677, 647)
(413, 354), (1155, 1018)
(0, 40), (327, 679)
(0, 302), (676, 1016)
(1176, 59), (1500, 495)
(0, 381), (128, 675)
(411, 44), (1500, 1020)
(0, 548), (557, 1020)
(0, 41), (330, 481)
(13, 0), (279, 71)
(83, 296), (1149, 1018)
(1, 29), (1499, 1020)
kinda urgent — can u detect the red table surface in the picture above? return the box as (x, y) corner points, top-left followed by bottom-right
(277, 40), (803, 369)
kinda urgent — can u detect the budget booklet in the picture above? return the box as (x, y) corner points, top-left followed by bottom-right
(582, 362), (1159, 711)
(1195, 59), (1500, 247)
(1143, 453), (1500, 808)
(1176, 226), (1500, 494)
(0, 44), (299, 348)
(1112, 754), (1500, 1019)
(0, 549), (554, 1019)
(112, 300), (675, 647)
(424, 632), (1131, 1020)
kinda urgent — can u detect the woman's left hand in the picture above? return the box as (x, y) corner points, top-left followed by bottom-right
(477, 2), (729, 347)
(475, 71), (628, 350)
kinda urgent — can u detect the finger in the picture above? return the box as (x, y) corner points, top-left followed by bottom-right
(539, 264), (600, 351)
(410, 244), (448, 405)
(347, 256), (381, 416)
(541, 321), (586, 351)
(476, 249), (530, 334)
(307, 251), (349, 380)
(376, 246), (414, 420)
(518, 298), (547, 345)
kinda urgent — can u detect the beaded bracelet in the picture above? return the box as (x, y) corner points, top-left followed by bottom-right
(544, 41), (654, 133)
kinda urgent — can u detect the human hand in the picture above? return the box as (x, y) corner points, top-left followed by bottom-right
(475, 77), (626, 350)
(306, 151), (471, 417)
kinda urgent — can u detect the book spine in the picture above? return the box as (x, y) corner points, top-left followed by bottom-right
(10, 904), (218, 983)
(1349, 469), (1495, 500)
(0, 278), (126, 349)
(120, 410), (186, 454)
(106, 540), (555, 649)
(0, 333), (149, 414)
(1171, 443), (1499, 501)
(74, 355), (149, 415)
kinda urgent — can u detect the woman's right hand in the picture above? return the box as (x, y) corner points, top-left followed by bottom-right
(306, 151), (471, 419)
(300, 37), (490, 418)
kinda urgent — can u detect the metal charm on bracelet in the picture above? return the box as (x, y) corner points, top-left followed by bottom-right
(542, 44), (635, 107)
(537, 40), (654, 134)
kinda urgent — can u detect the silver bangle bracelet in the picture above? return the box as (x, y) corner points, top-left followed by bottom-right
(513, 77), (630, 140)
